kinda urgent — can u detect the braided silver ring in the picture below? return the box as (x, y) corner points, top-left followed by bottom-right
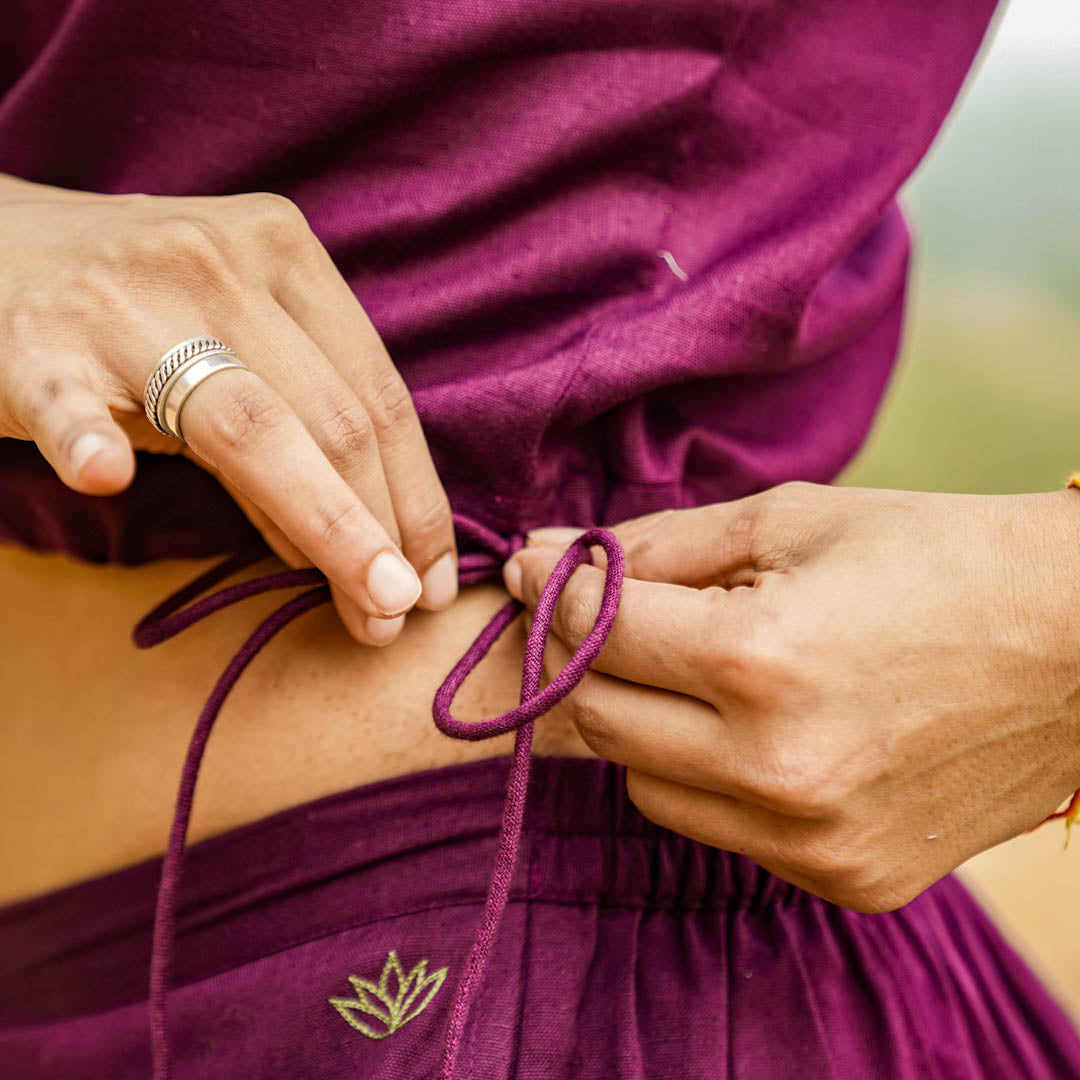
(143, 336), (245, 439)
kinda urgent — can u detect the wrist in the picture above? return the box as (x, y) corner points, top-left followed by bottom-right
(1042, 482), (1080, 743)
(1033, 486), (1080, 638)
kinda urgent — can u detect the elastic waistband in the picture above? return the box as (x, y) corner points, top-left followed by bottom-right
(0, 756), (804, 1024)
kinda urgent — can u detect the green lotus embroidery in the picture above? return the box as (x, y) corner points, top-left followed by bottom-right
(328, 949), (449, 1040)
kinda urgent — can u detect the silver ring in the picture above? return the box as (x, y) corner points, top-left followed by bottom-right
(143, 336), (244, 439)
(160, 352), (247, 440)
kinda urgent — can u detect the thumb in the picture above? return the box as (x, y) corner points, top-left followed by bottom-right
(518, 482), (831, 590)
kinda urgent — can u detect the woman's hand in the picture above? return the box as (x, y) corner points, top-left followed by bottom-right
(504, 482), (1080, 911)
(0, 174), (458, 645)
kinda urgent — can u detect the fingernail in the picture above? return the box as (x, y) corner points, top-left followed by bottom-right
(364, 613), (405, 646)
(502, 557), (523, 600)
(367, 550), (422, 616)
(526, 526), (586, 546)
(420, 552), (458, 610)
(70, 431), (112, 475)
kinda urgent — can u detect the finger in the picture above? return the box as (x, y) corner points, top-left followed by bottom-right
(505, 541), (749, 704)
(526, 483), (835, 589)
(232, 299), (400, 541)
(626, 768), (763, 854)
(536, 633), (760, 798)
(149, 313), (410, 646)
(12, 364), (135, 495)
(209, 476), (403, 644)
(179, 366), (422, 618)
(271, 245), (458, 610)
(625, 769), (810, 882)
(215, 472), (403, 646)
(329, 582), (407, 646)
(626, 760), (825, 885)
(624, 768), (873, 907)
(213, 469), (308, 568)
(221, 305), (410, 644)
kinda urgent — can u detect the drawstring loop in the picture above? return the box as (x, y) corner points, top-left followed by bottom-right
(431, 527), (623, 1079)
(434, 528), (622, 740)
(133, 516), (624, 1080)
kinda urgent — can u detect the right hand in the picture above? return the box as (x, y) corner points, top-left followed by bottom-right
(0, 174), (458, 646)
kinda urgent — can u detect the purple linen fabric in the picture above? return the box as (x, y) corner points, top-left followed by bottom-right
(3, 757), (1079, 1079)
(0, 0), (996, 562)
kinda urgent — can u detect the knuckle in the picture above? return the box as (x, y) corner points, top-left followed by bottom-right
(317, 499), (367, 550)
(401, 491), (453, 548)
(761, 480), (821, 519)
(13, 369), (96, 436)
(321, 395), (378, 466)
(719, 617), (796, 700)
(784, 824), (879, 895)
(93, 213), (236, 291)
(201, 383), (285, 454)
(834, 887), (911, 915)
(771, 479), (817, 503)
(570, 686), (620, 759)
(722, 494), (769, 567)
(150, 214), (230, 269)
(16, 373), (59, 427)
(816, 866), (913, 914)
(624, 771), (678, 833)
(754, 742), (850, 818)
(781, 773), (847, 819)
(557, 585), (599, 645)
(365, 364), (418, 438)
(791, 834), (858, 882)
(17, 372), (65, 428)
(717, 480), (821, 571)
(245, 192), (312, 249)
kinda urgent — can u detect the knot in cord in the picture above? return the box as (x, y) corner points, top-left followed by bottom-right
(133, 516), (623, 1080)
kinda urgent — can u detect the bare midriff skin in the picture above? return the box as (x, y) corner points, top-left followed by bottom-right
(0, 543), (593, 906)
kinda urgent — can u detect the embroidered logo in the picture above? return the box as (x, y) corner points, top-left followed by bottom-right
(328, 949), (449, 1040)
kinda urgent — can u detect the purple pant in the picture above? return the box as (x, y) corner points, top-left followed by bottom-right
(3, 755), (1079, 1078)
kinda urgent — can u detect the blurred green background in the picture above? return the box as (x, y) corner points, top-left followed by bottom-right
(840, 0), (1079, 494)
(841, 0), (1080, 1020)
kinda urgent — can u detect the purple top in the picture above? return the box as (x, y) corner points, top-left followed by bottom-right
(0, 0), (996, 563)
(0, 4), (1001, 1076)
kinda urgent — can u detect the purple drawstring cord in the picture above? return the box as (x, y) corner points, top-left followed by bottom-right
(133, 517), (623, 1080)
(431, 527), (623, 1078)
(133, 551), (330, 1080)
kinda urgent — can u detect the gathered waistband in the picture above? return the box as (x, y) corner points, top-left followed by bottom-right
(0, 755), (807, 1026)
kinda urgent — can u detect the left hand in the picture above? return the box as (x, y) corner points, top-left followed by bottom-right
(503, 482), (1080, 912)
